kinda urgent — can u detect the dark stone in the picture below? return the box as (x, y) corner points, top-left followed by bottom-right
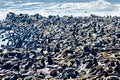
(103, 71), (109, 77)
(3, 54), (9, 58)
(23, 53), (29, 59)
(57, 68), (64, 73)
(1, 44), (5, 48)
(50, 70), (57, 77)
(24, 61), (33, 70)
(16, 53), (23, 60)
(11, 63), (19, 71)
(47, 56), (53, 65)
(39, 72), (45, 79)
(8, 52), (17, 57)
(15, 39), (22, 48)
(94, 41), (103, 47)
(89, 67), (97, 75)
(107, 69), (113, 74)
(2, 62), (13, 69)
(85, 61), (93, 69)
(6, 12), (15, 20)
(114, 65), (120, 74)
(98, 27), (104, 33)
(74, 71), (79, 76)
(41, 58), (45, 68)
(76, 59), (80, 67)
(65, 68), (75, 73)
(83, 45), (91, 52)
(62, 64), (67, 69)
(115, 33), (120, 38)
(110, 62), (116, 67)
(66, 72), (77, 79)
(59, 73), (66, 79)
(93, 58), (98, 66)
(91, 48), (99, 56)
(104, 59), (110, 64)
(0, 49), (3, 53)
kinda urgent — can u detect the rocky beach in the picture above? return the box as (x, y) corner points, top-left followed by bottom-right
(0, 12), (120, 80)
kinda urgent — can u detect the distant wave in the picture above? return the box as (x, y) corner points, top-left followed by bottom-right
(0, 0), (120, 20)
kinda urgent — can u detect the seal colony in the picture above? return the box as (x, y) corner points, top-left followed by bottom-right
(0, 12), (120, 80)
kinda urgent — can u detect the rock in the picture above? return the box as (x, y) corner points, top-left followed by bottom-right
(2, 62), (13, 69)
(57, 67), (64, 73)
(6, 12), (15, 20)
(83, 45), (91, 52)
(47, 56), (53, 65)
(50, 70), (58, 77)
(39, 72), (45, 79)
(64, 68), (75, 73)
(11, 62), (19, 71)
(1, 44), (5, 48)
(66, 72), (77, 79)
(40, 58), (45, 68)
(0, 49), (3, 53)
(3, 54), (9, 58)
(114, 64), (120, 74)
(76, 59), (81, 67)
(24, 61), (33, 70)
(115, 33), (120, 38)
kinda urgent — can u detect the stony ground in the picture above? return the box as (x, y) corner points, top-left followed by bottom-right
(0, 12), (120, 80)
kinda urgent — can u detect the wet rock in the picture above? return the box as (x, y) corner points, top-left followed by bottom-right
(115, 33), (120, 38)
(47, 56), (53, 65)
(0, 49), (3, 53)
(40, 58), (45, 68)
(3, 54), (9, 58)
(2, 62), (13, 69)
(11, 62), (19, 71)
(64, 68), (75, 73)
(114, 64), (120, 74)
(24, 61), (33, 70)
(6, 12), (15, 21)
(38, 72), (45, 79)
(50, 70), (58, 77)
(83, 45), (91, 52)
(57, 67), (64, 73)
(66, 72), (77, 79)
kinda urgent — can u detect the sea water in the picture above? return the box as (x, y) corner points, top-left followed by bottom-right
(0, 0), (120, 20)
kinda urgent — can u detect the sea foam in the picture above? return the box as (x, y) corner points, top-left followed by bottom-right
(0, 0), (119, 20)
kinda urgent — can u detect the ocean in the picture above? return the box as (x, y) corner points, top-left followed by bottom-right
(0, 0), (120, 20)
